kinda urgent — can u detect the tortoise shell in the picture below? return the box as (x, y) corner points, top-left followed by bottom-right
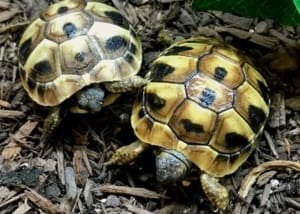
(131, 37), (270, 177)
(18, 0), (142, 106)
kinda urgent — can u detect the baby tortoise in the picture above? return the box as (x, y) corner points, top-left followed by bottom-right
(109, 37), (270, 209)
(18, 0), (146, 141)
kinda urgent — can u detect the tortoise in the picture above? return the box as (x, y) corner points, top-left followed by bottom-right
(108, 37), (270, 209)
(18, 0), (146, 141)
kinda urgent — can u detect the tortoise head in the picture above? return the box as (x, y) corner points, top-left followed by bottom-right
(155, 149), (192, 183)
(70, 84), (105, 114)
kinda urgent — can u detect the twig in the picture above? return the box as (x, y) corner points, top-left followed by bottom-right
(2, 120), (39, 161)
(124, 203), (154, 214)
(0, 109), (25, 119)
(0, 193), (25, 209)
(25, 188), (60, 214)
(233, 160), (300, 213)
(95, 184), (168, 199)
(264, 130), (279, 159)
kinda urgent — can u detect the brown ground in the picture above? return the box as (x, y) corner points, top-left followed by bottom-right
(0, 0), (300, 213)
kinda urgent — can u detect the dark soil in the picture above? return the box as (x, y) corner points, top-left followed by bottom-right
(0, 0), (300, 213)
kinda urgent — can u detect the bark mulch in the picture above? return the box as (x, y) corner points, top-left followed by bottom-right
(0, 0), (300, 213)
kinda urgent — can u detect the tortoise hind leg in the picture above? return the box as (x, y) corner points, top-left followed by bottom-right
(200, 173), (229, 209)
(106, 140), (149, 165)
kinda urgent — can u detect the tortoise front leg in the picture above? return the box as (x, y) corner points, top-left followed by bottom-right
(107, 140), (149, 165)
(41, 106), (65, 143)
(200, 173), (229, 209)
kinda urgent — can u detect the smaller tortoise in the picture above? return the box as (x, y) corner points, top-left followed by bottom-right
(18, 0), (146, 141)
(109, 37), (270, 209)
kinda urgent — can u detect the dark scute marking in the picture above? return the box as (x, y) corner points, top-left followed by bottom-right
(149, 63), (175, 81)
(37, 85), (46, 97)
(199, 88), (216, 107)
(180, 119), (204, 133)
(124, 53), (134, 63)
(138, 108), (145, 118)
(32, 60), (52, 75)
(225, 132), (249, 149)
(128, 43), (137, 54)
(164, 46), (193, 56)
(63, 22), (77, 38)
(27, 78), (36, 90)
(104, 11), (129, 28)
(105, 36), (127, 51)
(248, 105), (266, 132)
(57, 6), (68, 14)
(75, 52), (86, 62)
(257, 80), (269, 104)
(146, 93), (166, 110)
(214, 67), (228, 81)
(19, 38), (32, 64)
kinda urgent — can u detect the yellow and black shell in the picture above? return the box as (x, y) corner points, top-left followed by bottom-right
(18, 0), (142, 106)
(131, 37), (270, 178)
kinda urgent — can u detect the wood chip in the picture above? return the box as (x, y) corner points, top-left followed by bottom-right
(25, 188), (60, 214)
(0, 100), (11, 108)
(238, 160), (300, 198)
(64, 167), (77, 200)
(214, 26), (279, 48)
(12, 199), (31, 214)
(0, 186), (17, 203)
(0, 2), (11, 9)
(0, 109), (25, 119)
(260, 183), (271, 206)
(268, 92), (286, 128)
(0, 8), (21, 22)
(83, 179), (95, 208)
(56, 143), (65, 185)
(0, 193), (25, 209)
(2, 120), (39, 161)
(0, 21), (30, 34)
(95, 184), (168, 199)
(124, 203), (154, 214)
(264, 130), (279, 159)
(286, 96), (300, 111)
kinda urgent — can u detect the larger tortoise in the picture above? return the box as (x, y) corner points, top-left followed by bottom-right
(109, 37), (270, 209)
(18, 0), (146, 141)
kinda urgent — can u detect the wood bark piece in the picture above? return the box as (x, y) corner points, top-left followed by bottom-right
(234, 160), (300, 213)
(0, 8), (21, 22)
(124, 203), (154, 214)
(25, 188), (60, 214)
(2, 120), (39, 161)
(0, 100), (11, 108)
(96, 184), (168, 199)
(0, 109), (25, 119)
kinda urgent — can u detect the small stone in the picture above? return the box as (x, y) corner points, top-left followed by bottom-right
(255, 21), (268, 33)
(106, 195), (121, 208)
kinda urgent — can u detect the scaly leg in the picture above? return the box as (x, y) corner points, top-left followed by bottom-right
(106, 140), (149, 165)
(200, 173), (229, 209)
(41, 107), (65, 143)
(104, 75), (148, 93)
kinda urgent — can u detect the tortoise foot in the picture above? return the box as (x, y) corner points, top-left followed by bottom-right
(107, 140), (148, 165)
(200, 173), (229, 209)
